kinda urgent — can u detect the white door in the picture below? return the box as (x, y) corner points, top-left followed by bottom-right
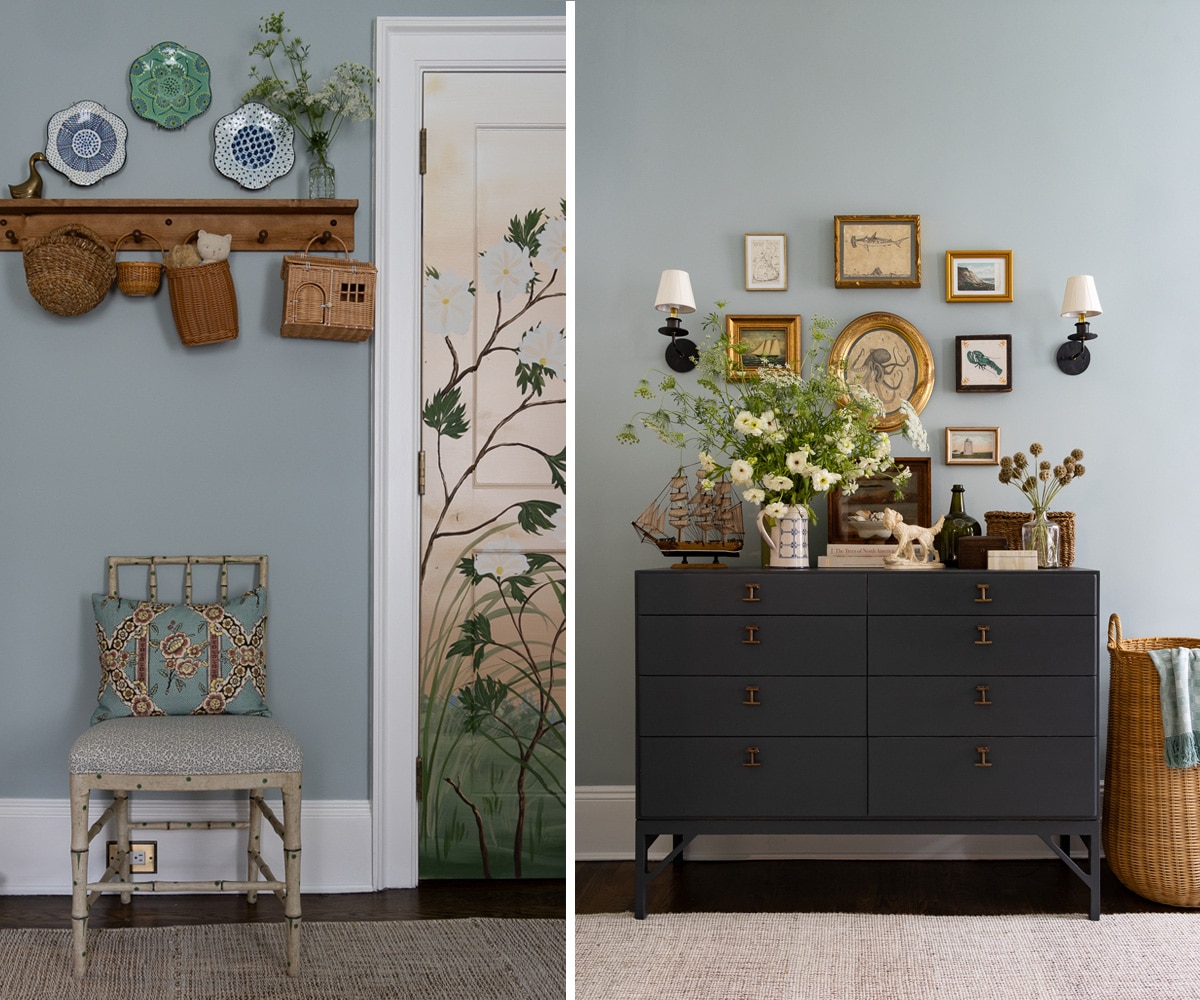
(372, 17), (566, 889)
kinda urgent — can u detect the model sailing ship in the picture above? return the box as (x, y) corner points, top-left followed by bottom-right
(632, 469), (744, 566)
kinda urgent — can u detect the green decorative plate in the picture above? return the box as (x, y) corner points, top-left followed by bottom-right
(129, 41), (211, 130)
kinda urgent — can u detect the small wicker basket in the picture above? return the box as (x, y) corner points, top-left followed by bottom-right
(279, 234), (376, 342)
(1104, 614), (1200, 907)
(22, 224), (115, 317)
(164, 233), (238, 347)
(983, 510), (1076, 568)
(113, 232), (165, 297)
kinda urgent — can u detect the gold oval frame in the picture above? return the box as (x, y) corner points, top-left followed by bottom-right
(828, 311), (934, 432)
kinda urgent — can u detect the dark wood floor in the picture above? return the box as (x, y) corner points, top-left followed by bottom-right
(576, 858), (1184, 917)
(0, 880), (565, 929)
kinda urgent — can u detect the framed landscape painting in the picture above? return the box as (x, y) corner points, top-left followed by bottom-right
(946, 427), (999, 465)
(945, 250), (1013, 302)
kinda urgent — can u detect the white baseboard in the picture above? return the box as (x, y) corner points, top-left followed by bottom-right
(575, 786), (1098, 862)
(0, 797), (373, 895)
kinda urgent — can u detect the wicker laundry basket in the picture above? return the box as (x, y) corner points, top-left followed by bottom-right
(984, 510), (1076, 568)
(1103, 613), (1200, 906)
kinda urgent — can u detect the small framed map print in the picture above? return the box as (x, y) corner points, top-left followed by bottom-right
(745, 233), (787, 290)
(955, 335), (1012, 392)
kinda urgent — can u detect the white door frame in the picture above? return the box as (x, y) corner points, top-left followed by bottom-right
(371, 14), (567, 890)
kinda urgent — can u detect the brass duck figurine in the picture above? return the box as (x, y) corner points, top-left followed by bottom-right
(9, 152), (47, 199)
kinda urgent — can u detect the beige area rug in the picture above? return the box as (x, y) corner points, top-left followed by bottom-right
(575, 911), (1200, 1000)
(0, 918), (564, 1000)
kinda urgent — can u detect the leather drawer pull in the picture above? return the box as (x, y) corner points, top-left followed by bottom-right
(975, 625), (992, 645)
(975, 746), (993, 767)
(742, 624), (761, 645)
(974, 685), (992, 706)
(743, 685), (761, 706)
(743, 746), (762, 767)
(742, 582), (761, 602)
(975, 583), (992, 603)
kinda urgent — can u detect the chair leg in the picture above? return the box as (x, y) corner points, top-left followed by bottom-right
(69, 776), (90, 979)
(282, 778), (302, 978)
(114, 790), (132, 904)
(247, 790), (263, 904)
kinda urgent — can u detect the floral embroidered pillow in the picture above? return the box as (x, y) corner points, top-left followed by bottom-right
(91, 587), (270, 724)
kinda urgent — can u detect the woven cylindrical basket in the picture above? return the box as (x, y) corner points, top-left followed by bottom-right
(164, 233), (238, 347)
(22, 224), (115, 316)
(113, 232), (164, 297)
(1104, 614), (1200, 906)
(983, 510), (1076, 567)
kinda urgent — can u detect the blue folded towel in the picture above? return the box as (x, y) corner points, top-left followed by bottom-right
(1149, 647), (1200, 769)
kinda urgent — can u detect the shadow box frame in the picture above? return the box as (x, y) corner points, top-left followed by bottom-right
(827, 456), (932, 544)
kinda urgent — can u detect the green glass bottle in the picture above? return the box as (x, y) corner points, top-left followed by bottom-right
(935, 484), (980, 566)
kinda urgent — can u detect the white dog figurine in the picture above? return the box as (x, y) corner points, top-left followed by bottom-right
(881, 508), (945, 568)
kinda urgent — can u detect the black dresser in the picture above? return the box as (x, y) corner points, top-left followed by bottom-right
(634, 567), (1101, 919)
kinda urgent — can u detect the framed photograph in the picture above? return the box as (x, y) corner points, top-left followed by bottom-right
(945, 250), (1013, 302)
(946, 427), (999, 465)
(834, 215), (921, 288)
(955, 335), (1012, 392)
(745, 233), (787, 290)
(827, 456), (931, 544)
(828, 312), (934, 431)
(726, 315), (801, 379)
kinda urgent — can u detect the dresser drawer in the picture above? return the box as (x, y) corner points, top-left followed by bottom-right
(638, 615), (865, 676)
(640, 676), (865, 736)
(869, 676), (1095, 736)
(868, 616), (1096, 675)
(637, 570), (866, 616)
(869, 737), (1096, 817)
(639, 737), (867, 817)
(867, 571), (1097, 616)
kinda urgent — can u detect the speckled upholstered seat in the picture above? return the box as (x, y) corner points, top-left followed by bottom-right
(68, 556), (302, 979)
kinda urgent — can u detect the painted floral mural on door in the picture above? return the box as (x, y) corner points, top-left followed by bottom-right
(419, 204), (566, 877)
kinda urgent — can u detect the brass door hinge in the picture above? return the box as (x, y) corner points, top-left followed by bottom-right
(416, 755), (423, 802)
(418, 450), (426, 495)
(419, 128), (427, 175)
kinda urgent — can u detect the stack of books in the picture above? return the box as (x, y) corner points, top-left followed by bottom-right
(818, 542), (898, 568)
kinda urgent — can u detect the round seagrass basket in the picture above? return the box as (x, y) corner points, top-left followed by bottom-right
(983, 510), (1076, 568)
(22, 224), (115, 316)
(113, 232), (164, 297)
(1104, 613), (1200, 907)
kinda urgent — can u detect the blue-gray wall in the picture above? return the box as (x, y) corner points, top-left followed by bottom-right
(0, 0), (559, 803)
(576, 0), (1197, 786)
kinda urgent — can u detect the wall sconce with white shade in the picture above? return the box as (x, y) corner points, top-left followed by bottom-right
(1057, 275), (1102, 375)
(655, 269), (699, 372)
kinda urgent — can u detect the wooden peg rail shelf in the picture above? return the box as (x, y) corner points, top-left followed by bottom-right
(0, 198), (357, 253)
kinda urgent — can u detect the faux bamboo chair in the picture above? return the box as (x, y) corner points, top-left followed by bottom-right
(68, 555), (302, 978)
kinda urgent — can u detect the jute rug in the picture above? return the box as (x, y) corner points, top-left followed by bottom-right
(575, 911), (1200, 1000)
(0, 917), (564, 999)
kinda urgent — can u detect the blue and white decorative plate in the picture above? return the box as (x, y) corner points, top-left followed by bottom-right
(213, 103), (295, 190)
(45, 100), (128, 186)
(129, 41), (212, 130)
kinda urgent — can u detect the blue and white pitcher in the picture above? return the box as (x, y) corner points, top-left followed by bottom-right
(756, 504), (810, 569)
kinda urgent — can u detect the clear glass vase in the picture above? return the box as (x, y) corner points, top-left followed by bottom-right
(308, 149), (335, 199)
(1022, 507), (1061, 568)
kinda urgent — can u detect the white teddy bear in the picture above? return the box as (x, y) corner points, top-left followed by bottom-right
(195, 230), (232, 264)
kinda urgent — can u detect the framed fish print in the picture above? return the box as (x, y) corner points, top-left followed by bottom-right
(955, 335), (1012, 392)
(834, 215), (921, 288)
(745, 233), (787, 290)
(945, 250), (1013, 302)
(946, 427), (1000, 465)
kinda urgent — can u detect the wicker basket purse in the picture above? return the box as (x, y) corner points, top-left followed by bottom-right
(280, 234), (376, 342)
(113, 232), (165, 297)
(1104, 614), (1200, 906)
(164, 233), (238, 347)
(983, 510), (1076, 567)
(22, 224), (116, 316)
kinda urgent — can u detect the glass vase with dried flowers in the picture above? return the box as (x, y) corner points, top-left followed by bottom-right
(997, 442), (1086, 568)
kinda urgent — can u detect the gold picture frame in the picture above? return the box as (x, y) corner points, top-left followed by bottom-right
(945, 250), (1013, 302)
(744, 233), (787, 290)
(834, 215), (921, 288)
(828, 312), (934, 431)
(725, 314), (801, 380)
(827, 456), (931, 544)
(946, 426), (1000, 465)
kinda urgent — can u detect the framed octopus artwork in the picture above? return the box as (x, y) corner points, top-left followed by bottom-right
(828, 311), (934, 432)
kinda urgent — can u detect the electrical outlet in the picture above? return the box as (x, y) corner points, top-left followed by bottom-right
(106, 841), (158, 874)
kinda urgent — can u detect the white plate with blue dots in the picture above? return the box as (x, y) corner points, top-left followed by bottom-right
(213, 103), (294, 190)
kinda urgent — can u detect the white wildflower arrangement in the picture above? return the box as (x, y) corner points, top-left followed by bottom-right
(998, 442), (1085, 511)
(619, 309), (929, 522)
(244, 12), (377, 162)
